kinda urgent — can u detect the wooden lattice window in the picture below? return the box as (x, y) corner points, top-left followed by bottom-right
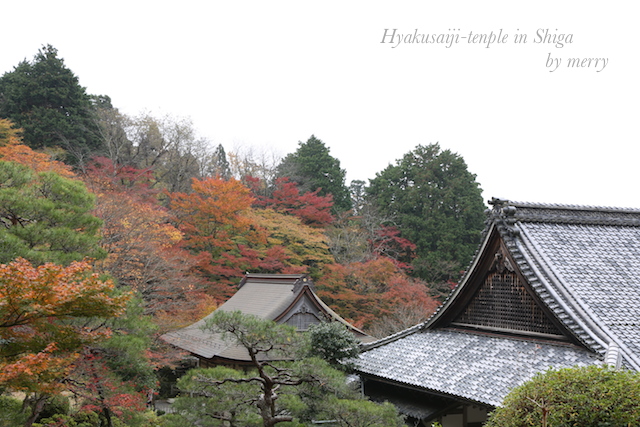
(285, 312), (320, 330)
(453, 269), (563, 336)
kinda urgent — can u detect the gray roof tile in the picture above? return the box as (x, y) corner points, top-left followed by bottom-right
(357, 329), (600, 407)
(518, 220), (640, 366)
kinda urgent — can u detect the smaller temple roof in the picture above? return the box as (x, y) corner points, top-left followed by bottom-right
(161, 273), (372, 362)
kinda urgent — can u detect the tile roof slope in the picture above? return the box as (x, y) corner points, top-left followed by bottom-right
(161, 279), (297, 360)
(507, 201), (640, 369)
(357, 329), (600, 407)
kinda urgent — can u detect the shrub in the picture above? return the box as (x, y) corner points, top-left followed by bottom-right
(0, 395), (28, 426)
(486, 365), (640, 427)
(37, 394), (71, 421)
(304, 322), (360, 371)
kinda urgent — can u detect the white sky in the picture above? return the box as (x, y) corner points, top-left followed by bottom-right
(2, 1), (638, 208)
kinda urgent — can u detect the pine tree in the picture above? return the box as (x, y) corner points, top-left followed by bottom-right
(0, 161), (104, 265)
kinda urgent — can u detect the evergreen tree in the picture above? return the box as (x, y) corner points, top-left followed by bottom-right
(277, 135), (351, 213)
(0, 45), (101, 162)
(210, 143), (231, 179)
(164, 311), (404, 427)
(367, 143), (485, 285)
(0, 161), (104, 265)
(305, 322), (360, 371)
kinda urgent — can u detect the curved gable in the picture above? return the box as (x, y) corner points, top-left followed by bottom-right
(429, 225), (574, 342)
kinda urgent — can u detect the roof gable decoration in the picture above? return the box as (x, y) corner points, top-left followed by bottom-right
(424, 225), (571, 343)
(278, 297), (324, 330)
(450, 245), (567, 340)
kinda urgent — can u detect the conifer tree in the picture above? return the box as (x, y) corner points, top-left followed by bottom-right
(367, 143), (485, 284)
(0, 161), (104, 265)
(0, 45), (102, 162)
(277, 135), (351, 213)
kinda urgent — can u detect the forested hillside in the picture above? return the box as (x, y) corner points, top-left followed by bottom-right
(0, 45), (486, 426)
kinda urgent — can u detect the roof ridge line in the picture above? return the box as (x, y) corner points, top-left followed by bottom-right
(491, 198), (640, 213)
(360, 323), (424, 351)
(488, 198), (640, 227)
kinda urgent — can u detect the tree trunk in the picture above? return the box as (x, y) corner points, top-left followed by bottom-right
(23, 394), (48, 427)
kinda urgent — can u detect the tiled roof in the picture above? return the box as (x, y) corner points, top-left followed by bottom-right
(161, 278), (300, 360)
(357, 329), (600, 407)
(357, 199), (640, 405)
(493, 200), (640, 369)
(161, 274), (373, 361)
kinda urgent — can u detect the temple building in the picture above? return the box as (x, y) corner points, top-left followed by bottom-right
(356, 199), (640, 426)
(161, 273), (373, 368)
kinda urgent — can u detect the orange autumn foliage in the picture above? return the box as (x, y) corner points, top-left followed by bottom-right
(0, 118), (74, 177)
(169, 176), (267, 299)
(0, 343), (76, 395)
(0, 258), (130, 393)
(83, 157), (206, 320)
(315, 257), (438, 331)
(170, 176), (258, 251)
(247, 176), (334, 227)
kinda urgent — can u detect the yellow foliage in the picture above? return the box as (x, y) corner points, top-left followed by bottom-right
(249, 209), (334, 267)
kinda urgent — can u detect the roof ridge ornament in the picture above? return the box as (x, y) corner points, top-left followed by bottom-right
(488, 198), (520, 238)
(491, 248), (515, 273)
(605, 342), (621, 369)
(489, 197), (640, 226)
(293, 275), (314, 293)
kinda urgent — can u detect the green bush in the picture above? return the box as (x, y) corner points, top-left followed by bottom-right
(33, 410), (101, 427)
(37, 394), (70, 421)
(304, 322), (360, 371)
(486, 365), (640, 427)
(0, 395), (28, 426)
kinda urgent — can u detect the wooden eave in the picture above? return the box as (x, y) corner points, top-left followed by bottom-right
(361, 372), (494, 413)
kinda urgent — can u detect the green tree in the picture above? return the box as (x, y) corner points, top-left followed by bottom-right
(68, 295), (158, 427)
(0, 396), (28, 426)
(322, 399), (405, 427)
(305, 321), (360, 371)
(367, 143), (485, 284)
(0, 45), (102, 162)
(486, 365), (640, 427)
(0, 161), (105, 265)
(277, 135), (351, 213)
(207, 143), (231, 179)
(165, 311), (403, 427)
